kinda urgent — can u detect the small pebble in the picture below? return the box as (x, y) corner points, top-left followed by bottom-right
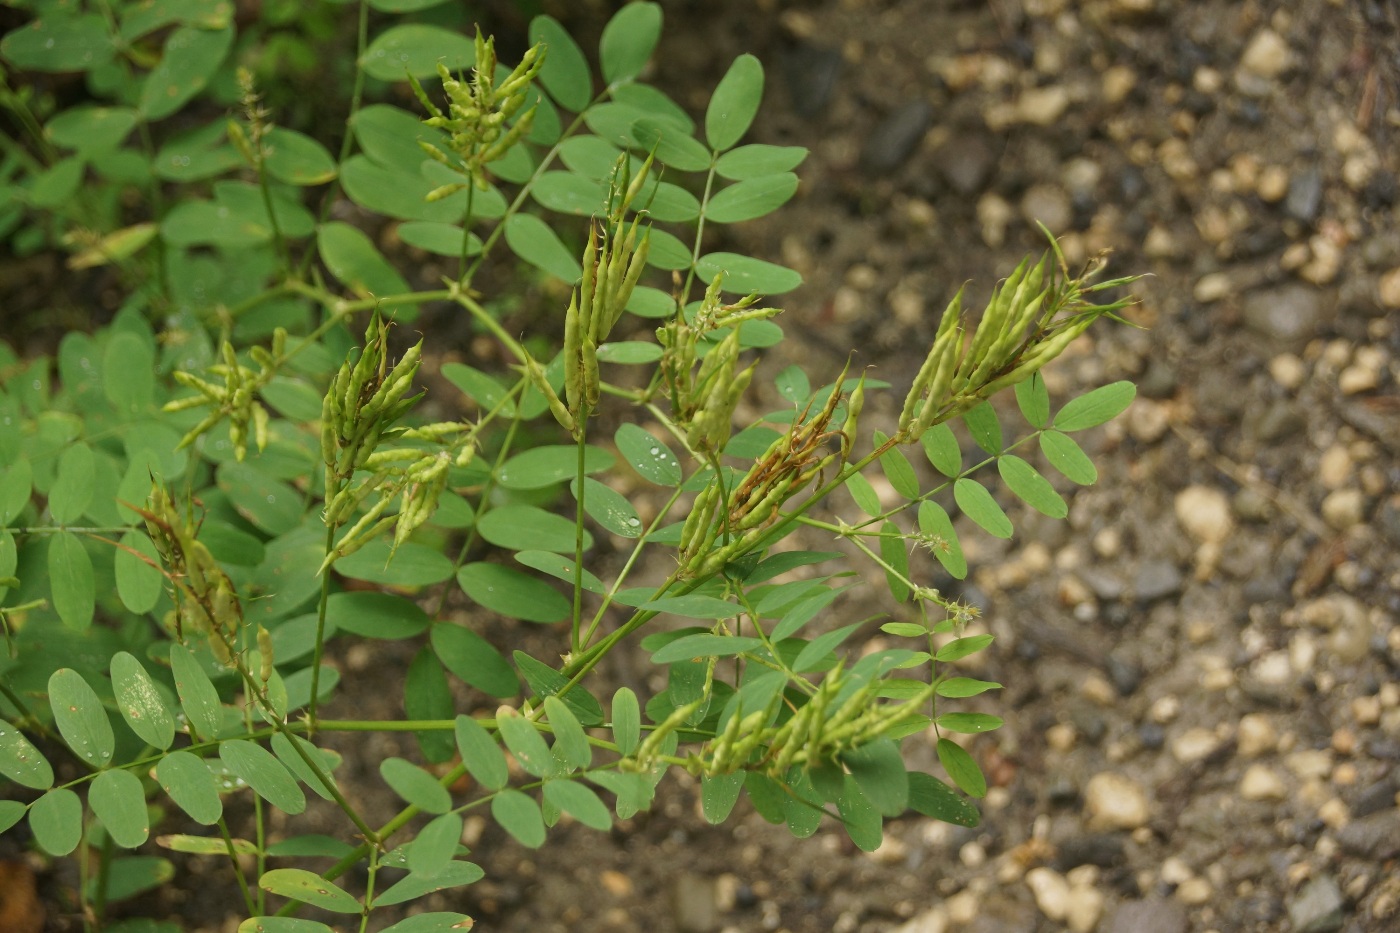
(1084, 772), (1152, 831)
(1172, 727), (1222, 763)
(1237, 714), (1278, 757)
(1240, 764), (1288, 801)
(1378, 267), (1400, 308)
(1176, 877), (1213, 906)
(1018, 85), (1070, 125)
(1268, 353), (1307, 389)
(1175, 486), (1234, 544)
(1194, 272), (1231, 303)
(1320, 489), (1366, 530)
(1239, 28), (1292, 79)
(1026, 867), (1071, 921)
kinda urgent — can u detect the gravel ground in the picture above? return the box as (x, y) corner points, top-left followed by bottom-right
(455, 2), (1400, 932)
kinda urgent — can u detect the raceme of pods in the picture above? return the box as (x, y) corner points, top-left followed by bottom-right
(896, 247), (1135, 439)
(164, 328), (285, 461)
(410, 28), (546, 195)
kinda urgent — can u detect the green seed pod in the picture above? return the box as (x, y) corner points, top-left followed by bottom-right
(563, 291), (583, 410)
(257, 625), (274, 683)
(524, 354), (576, 434)
(841, 374), (866, 460)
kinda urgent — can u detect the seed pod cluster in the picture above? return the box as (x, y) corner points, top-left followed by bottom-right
(898, 246), (1138, 441)
(165, 328), (285, 461)
(410, 29), (546, 195)
(133, 483), (244, 666)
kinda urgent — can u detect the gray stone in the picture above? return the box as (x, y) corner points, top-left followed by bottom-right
(672, 873), (720, 932)
(934, 133), (995, 195)
(1350, 773), (1400, 819)
(780, 43), (842, 118)
(1286, 167), (1324, 223)
(1107, 898), (1188, 933)
(1243, 285), (1326, 344)
(1080, 567), (1126, 601)
(1336, 810), (1400, 860)
(1134, 560), (1183, 602)
(861, 99), (933, 174)
(1052, 833), (1125, 871)
(1288, 875), (1345, 933)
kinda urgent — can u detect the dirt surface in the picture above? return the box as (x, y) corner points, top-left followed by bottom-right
(11, 1), (1400, 932)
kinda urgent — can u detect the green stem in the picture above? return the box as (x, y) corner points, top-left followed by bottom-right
(306, 523), (337, 732)
(217, 817), (258, 916)
(570, 409), (589, 654)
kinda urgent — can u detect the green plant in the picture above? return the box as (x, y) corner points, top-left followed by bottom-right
(0, 2), (1138, 931)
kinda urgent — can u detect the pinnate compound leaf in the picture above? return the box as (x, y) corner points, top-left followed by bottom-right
(218, 462), (302, 535)
(498, 444), (615, 489)
(432, 623), (518, 698)
(169, 644), (223, 741)
(836, 774), (883, 852)
(1014, 373), (1050, 427)
(842, 738), (909, 817)
(543, 779), (611, 830)
(920, 422), (962, 479)
(156, 751), (222, 824)
(642, 595), (740, 621)
(513, 550), (606, 595)
(574, 477), (642, 538)
(497, 708), (554, 778)
(49, 531), (95, 630)
(543, 696), (591, 771)
(611, 687), (641, 756)
(114, 531), (163, 614)
(530, 15), (591, 111)
(599, 2), (662, 83)
(1039, 430), (1098, 485)
(505, 212), (583, 281)
(953, 478), (1012, 539)
(997, 455), (1067, 518)
(705, 173), (798, 224)
(220, 740), (306, 815)
(269, 733), (340, 801)
(262, 127), (337, 186)
(706, 54), (765, 150)
(49, 668), (113, 768)
(375, 862), (483, 907)
(238, 919), (335, 933)
(1, 14), (113, 72)
(405, 648), (454, 764)
(328, 591), (430, 640)
(935, 677), (1001, 698)
(962, 402), (1002, 455)
(907, 771), (980, 827)
(409, 812), (462, 878)
(880, 522), (911, 604)
(477, 504), (584, 554)
(695, 252), (801, 295)
(29, 788), (83, 856)
(715, 143), (807, 180)
(615, 424), (682, 486)
(379, 914), (477, 933)
(381, 758), (451, 814)
(0, 800), (26, 834)
(845, 472), (881, 517)
(917, 500), (967, 580)
(317, 222), (412, 316)
(630, 118), (712, 172)
(701, 772), (744, 824)
(878, 441), (921, 500)
(0, 721), (54, 789)
(454, 716), (508, 791)
(90, 769), (150, 848)
(513, 652), (605, 725)
(458, 563), (570, 623)
(259, 868), (361, 914)
(1053, 381), (1136, 432)
(111, 652), (175, 750)
(491, 789), (545, 848)
(936, 738), (986, 797)
(140, 25), (234, 120)
(360, 24), (474, 80)
(935, 634), (994, 663)
(48, 441), (94, 524)
(937, 712), (1003, 734)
